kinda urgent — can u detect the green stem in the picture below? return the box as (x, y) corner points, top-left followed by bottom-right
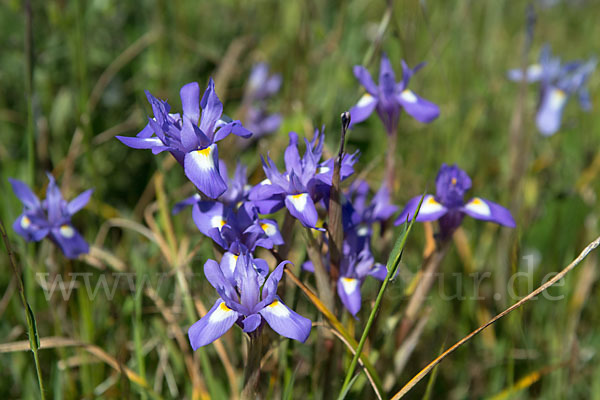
(1, 219), (46, 399)
(241, 334), (263, 400)
(338, 196), (424, 397)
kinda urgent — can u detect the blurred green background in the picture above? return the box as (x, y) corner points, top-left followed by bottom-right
(1, 0), (600, 398)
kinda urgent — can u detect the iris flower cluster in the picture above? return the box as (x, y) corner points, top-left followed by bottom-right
(508, 45), (596, 136)
(116, 78), (315, 347)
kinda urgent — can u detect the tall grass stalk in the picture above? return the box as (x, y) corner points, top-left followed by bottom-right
(1, 219), (46, 399)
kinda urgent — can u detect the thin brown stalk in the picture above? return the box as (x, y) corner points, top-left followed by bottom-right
(392, 234), (600, 399)
(327, 112), (350, 283)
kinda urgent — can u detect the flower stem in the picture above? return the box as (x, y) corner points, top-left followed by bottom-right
(241, 334), (263, 400)
(385, 130), (398, 194)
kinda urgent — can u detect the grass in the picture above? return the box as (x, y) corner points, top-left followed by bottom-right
(1, 0), (600, 398)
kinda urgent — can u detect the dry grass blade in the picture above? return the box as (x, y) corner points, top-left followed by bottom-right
(487, 362), (567, 400)
(145, 287), (208, 399)
(0, 336), (162, 399)
(391, 234), (600, 399)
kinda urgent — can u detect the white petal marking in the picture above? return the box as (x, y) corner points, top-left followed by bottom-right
(464, 197), (491, 217)
(209, 301), (235, 323)
(288, 193), (308, 212)
(265, 299), (290, 317)
(20, 216), (31, 229)
(190, 145), (216, 171)
(400, 89), (418, 103)
(260, 222), (277, 237)
(59, 224), (75, 238)
(210, 215), (225, 229)
(357, 93), (376, 107)
(341, 277), (359, 294)
(549, 88), (567, 111)
(420, 195), (445, 215)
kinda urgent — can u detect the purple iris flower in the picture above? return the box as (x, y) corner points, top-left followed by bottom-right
(249, 128), (357, 229)
(395, 164), (516, 237)
(245, 63), (282, 101)
(508, 45), (596, 136)
(9, 174), (92, 259)
(344, 180), (398, 238)
(241, 63), (283, 140)
(116, 79), (252, 199)
(188, 251), (312, 349)
(349, 53), (440, 134)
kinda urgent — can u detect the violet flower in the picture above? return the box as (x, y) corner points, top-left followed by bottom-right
(116, 79), (252, 198)
(188, 251), (311, 349)
(395, 164), (516, 237)
(349, 53), (440, 134)
(344, 180), (398, 238)
(508, 45), (596, 136)
(241, 63), (283, 140)
(249, 129), (357, 229)
(9, 174), (92, 259)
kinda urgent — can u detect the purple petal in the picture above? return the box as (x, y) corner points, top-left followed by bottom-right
(397, 89), (440, 123)
(353, 65), (378, 95)
(284, 132), (302, 175)
(536, 87), (567, 136)
(45, 173), (64, 224)
(337, 277), (362, 316)
(242, 314), (262, 333)
(507, 64), (543, 83)
(49, 224), (89, 259)
(66, 189), (93, 215)
(379, 53), (397, 97)
(219, 252), (239, 284)
(136, 123), (154, 138)
(184, 145), (227, 199)
(460, 197), (516, 228)
(13, 214), (49, 242)
(258, 296), (311, 342)
(394, 194), (447, 225)
(172, 193), (201, 215)
(9, 178), (40, 209)
(180, 82), (200, 124)
(213, 120), (253, 142)
(180, 117), (200, 151)
(205, 258), (237, 299)
(259, 219), (284, 245)
(188, 299), (239, 350)
(261, 261), (289, 301)
(115, 135), (168, 151)
(368, 263), (388, 281)
(199, 78), (224, 139)
(285, 193), (319, 229)
(191, 201), (225, 236)
(349, 94), (378, 127)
